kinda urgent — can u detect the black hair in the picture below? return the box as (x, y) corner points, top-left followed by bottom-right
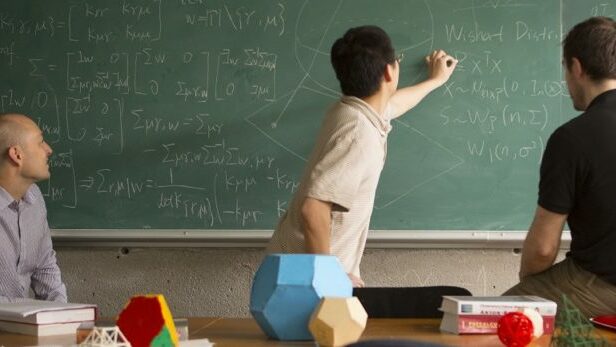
(564, 16), (616, 80)
(330, 25), (395, 98)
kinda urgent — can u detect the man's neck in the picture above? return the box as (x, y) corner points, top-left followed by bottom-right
(0, 175), (30, 201)
(582, 79), (616, 109)
(361, 90), (390, 117)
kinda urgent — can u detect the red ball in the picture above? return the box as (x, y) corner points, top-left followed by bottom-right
(497, 312), (534, 347)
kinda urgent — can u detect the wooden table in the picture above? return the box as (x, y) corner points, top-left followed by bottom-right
(1, 318), (615, 346)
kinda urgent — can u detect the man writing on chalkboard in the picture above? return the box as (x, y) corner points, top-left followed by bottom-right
(266, 26), (457, 286)
(0, 113), (67, 302)
(504, 17), (616, 317)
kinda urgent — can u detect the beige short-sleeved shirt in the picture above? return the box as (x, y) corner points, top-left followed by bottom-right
(266, 96), (392, 277)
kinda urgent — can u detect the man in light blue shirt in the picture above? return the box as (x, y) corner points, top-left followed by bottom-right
(0, 113), (67, 303)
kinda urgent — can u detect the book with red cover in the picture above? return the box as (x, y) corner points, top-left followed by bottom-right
(440, 312), (555, 335)
(590, 315), (616, 331)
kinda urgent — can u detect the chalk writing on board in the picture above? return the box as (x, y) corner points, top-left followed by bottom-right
(0, 0), (588, 230)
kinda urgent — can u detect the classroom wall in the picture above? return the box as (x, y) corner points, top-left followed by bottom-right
(56, 247), (566, 318)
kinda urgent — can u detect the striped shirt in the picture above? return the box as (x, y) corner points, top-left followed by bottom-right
(267, 96), (392, 277)
(0, 184), (67, 303)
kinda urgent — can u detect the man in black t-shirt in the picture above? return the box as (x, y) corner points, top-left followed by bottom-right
(504, 17), (616, 318)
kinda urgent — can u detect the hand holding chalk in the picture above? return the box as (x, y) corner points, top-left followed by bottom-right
(425, 50), (457, 85)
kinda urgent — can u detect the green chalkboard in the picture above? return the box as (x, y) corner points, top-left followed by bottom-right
(0, 0), (606, 231)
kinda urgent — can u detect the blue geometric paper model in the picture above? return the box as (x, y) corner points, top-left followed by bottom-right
(250, 254), (352, 340)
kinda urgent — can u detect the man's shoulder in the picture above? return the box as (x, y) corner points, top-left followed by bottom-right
(550, 108), (611, 148)
(329, 97), (364, 117)
(549, 115), (585, 144)
(324, 102), (364, 134)
(328, 98), (381, 131)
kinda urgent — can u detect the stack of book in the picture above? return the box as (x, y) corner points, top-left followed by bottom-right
(0, 300), (97, 336)
(439, 295), (557, 334)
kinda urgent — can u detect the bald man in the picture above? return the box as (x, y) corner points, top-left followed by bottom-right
(0, 113), (67, 302)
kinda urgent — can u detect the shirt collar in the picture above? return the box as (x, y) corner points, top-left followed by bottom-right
(23, 185), (37, 204)
(341, 96), (392, 136)
(586, 88), (616, 112)
(0, 184), (38, 210)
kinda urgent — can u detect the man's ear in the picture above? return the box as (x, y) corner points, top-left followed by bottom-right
(570, 57), (585, 79)
(383, 63), (394, 82)
(7, 146), (23, 166)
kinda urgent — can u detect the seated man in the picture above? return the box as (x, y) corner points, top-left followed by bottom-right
(504, 17), (616, 318)
(0, 113), (67, 302)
